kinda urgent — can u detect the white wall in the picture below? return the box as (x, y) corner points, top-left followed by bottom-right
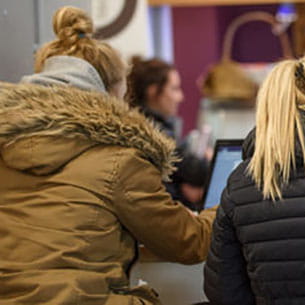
(0, 0), (91, 83)
(0, 0), (151, 82)
(0, 0), (36, 82)
(91, 0), (151, 60)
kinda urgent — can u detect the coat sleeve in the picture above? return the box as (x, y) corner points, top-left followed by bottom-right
(112, 149), (216, 264)
(204, 188), (255, 305)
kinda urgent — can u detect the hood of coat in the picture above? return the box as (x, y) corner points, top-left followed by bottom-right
(21, 55), (106, 92)
(0, 83), (178, 180)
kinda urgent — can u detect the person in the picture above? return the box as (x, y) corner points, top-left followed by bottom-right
(126, 56), (184, 141)
(171, 154), (209, 212)
(126, 57), (209, 211)
(204, 57), (305, 305)
(0, 6), (216, 305)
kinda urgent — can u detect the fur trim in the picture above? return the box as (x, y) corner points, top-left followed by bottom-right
(0, 83), (178, 180)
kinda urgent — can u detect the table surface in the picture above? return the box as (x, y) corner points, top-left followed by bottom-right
(130, 246), (208, 305)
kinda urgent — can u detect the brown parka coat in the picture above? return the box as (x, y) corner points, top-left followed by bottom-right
(0, 83), (215, 305)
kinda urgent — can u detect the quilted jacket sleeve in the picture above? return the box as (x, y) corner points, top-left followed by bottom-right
(112, 149), (216, 264)
(204, 188), (255, 305)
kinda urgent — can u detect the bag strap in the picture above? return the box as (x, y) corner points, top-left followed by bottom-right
(221, 11), (294, 62)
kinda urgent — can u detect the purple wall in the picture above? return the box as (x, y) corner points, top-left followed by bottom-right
(217, 5), (288, 62)
(172, 4), (291, 135)
(172, 7), (219, 136)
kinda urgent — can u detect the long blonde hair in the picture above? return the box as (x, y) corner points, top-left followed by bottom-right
(35, 6), (126, 91)
(248, 58), (305, 201)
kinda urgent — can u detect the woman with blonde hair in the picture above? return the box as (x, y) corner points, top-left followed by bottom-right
(204, 58), (305, 305)
(0, 6), (216, 305)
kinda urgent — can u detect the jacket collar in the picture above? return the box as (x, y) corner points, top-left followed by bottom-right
(243, 124), (305, 166)
(143, 107), (176, 140)
(242, 128), (255, 160)
(0, 83), (177, 180)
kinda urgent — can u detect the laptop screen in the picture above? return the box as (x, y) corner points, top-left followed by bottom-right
(203, 140), (243, 209)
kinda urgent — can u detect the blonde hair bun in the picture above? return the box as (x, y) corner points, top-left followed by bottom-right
(52, 6), (93, 43)
(35, 5), (126, 92)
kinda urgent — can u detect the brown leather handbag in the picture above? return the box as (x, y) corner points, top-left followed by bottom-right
(201, 11), (294, 107)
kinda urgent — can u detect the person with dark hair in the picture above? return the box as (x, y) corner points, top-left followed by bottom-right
(126, 56), (209, 211)
(0, 6), (216, 305)
(126, 56), (184, 140)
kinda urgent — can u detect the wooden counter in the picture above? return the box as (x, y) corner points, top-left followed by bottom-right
(148, 0), (305, 6)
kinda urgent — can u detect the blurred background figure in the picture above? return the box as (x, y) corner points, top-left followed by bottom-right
(126, 56), (209, 211)
(171, 154), (209, 212)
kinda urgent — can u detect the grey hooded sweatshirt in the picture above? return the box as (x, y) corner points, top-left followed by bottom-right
(21, 55), (106, 92)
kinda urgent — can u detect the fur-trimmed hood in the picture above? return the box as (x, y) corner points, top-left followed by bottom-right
(0, 83), (178, 180)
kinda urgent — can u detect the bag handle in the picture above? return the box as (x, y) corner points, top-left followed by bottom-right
(221, 11), (294, 62)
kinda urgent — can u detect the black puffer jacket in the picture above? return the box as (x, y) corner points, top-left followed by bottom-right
(204, 129), (305, 305)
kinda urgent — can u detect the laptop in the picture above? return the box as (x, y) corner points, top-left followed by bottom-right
(202, 139), (244, 210)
